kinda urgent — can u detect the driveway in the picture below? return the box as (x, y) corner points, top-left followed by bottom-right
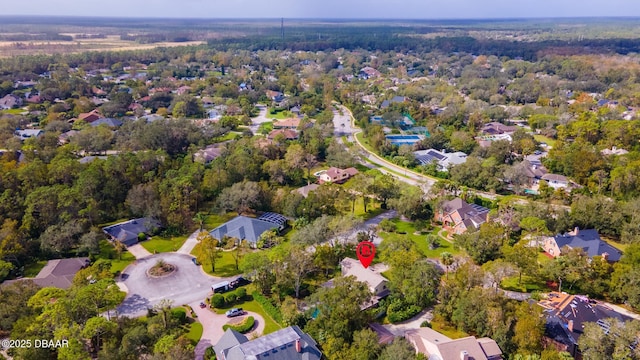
(177, 230), (201, 255)
(116, 253), (230, 317)
(382, 309), (434, 336)
(249, 104), (275, 134)
(127, 244), (152, 259)
(191, 303), (266, 360)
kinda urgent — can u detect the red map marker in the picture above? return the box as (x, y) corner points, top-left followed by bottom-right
(356, 241), (376, 269)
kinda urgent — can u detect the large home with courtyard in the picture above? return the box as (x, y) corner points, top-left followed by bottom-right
(435, 198), (489, 235)
(209, 212), (288, 247)
(542, 227), (622, 262)
(214, 326), (322, 360)
(2, 257), (90, 289)
(102, 218), (162, 246)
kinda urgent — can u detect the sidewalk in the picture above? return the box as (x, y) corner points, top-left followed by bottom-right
(127, 244), (152, 259)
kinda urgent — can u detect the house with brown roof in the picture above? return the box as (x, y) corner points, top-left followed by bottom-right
(31, 257), (90, 289)
(435, 198), (489, 235)
(58, 130), (79, 144)
(318, 167), (359, 184)
(268, 129), (299, 141)
(0, 94), (23, 109)
(405, 327), (502, 360)
(78, 109), (102, 123)
(293, 183), (319, 198)
(481, 122), (518, 136)
(194, 144), (224, 164)
(322, 258), (389, 310)
(273, 118), (301, 129)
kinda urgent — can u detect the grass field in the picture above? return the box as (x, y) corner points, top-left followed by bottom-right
(98, 240), (136, 274)
(267, 109), (293, 120)
(533, 134), (557, 147)
(23, 260), (48, 277)
(204, 213), (237, 231)
(192, 244), (243, 278)
(212, 286), (282, 335)
(141, 235), (188, 253)
(185, 322), (203, 343)
(378, 219), (461, 259)
(0, 108), (25, 115)
(501, 274), (548, 293)
(430, 314), (469, 339)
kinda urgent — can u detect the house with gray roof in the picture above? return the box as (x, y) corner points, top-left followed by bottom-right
(209, 213), (287, 246)
(435, 198), (489, 235)
(90, 118), (123, 127)
(414, 149), (468, 172)
(15, 129), (43, 140)
(543, 228), (622, 262)
(31, 257), (90, 289)
(102, 218), (162, 246)
(213, 326), (322, 360)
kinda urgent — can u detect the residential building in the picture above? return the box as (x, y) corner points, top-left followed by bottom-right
(380, 95), (408, 109)
(15, 129), (44, 140)
(272, 118), (301, 129)
(405, 327), (502, 360)
(0, 94), (23, 109)
(102, 218), (162, 246)
(209, 213), (288, 246)
(78, 109), (103, 123)
(318, 167), (359, 184)
(481, 122), (518, 136)
(543, 227), (622, 261)
(414, 149), (468, 171)
(359, 66), (381, 79)
(293, 183), (319, 198)
(541, 173), (569, 190)
(538, 292), (632, 359)
(28, 257), (90, 289)
(337, 257), (389, 309)
(90, 118), (123, 127)
(268, 129), (299, 141)
(194, 145), (224, 164)
(601, 146), (629, 156)
(213, 326), (322, 360)
(435, 198), (489, 235)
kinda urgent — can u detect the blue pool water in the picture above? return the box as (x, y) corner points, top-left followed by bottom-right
(386, 134), (425, 145)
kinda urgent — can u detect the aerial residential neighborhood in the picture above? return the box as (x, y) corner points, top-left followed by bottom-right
(1, 8), (640, 360)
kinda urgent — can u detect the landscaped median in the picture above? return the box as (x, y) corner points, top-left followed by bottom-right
(223, 316), (255, 333)
(208, 286), (282, 335)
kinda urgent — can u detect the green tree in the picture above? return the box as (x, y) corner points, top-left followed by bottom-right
(197, 232), (222, 273)
(513, 302), (545, 355)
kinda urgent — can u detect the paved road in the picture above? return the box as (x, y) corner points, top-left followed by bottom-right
(116, 253), (229, 317)
(127, 244), (152, 259)
(249, 104), (276, 134)
(382, 309), (434, 337)
(177, 229), (201, 255)
(329, 209), (397, 247)
(191, 302), (266, 360)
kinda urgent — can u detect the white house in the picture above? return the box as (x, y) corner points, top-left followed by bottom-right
(541, 173), (569, 190)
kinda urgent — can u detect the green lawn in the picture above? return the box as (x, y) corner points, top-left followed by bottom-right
(533, 134), (557, 147)
(268, 109), (292, 120)
(211, 287), (282, 335)
(355, 132), (376, 153)
(430, 315), (469, 339)
(185, 322), (203, 343)
(537, 252), (553, 266)
(501, 274), (548, 293)
(258, 121), (273, 134)
(1, 108), (25, 115)
(351, 197), (383, 220)
(23, 260), (47, 277)
(191, 244), (243, 278)
(378, 219), (462, 259)
(204, 213), (237, 231)
(97, 240), (136, 274)
(215, 132), (241, 142)
(141, 235), (188, 253)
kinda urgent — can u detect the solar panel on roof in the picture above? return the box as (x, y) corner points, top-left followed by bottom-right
(427, 150), (446, 160)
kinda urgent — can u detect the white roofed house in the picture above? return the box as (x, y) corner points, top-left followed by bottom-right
(321, 258), (390, 310)
(541, 173), (569, 190)
(414, 149), (468, 172)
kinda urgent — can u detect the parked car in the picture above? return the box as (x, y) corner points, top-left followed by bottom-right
(225, 308), (245, 317)
(229, 276), (250, 288)
(199, 302), (206, 308)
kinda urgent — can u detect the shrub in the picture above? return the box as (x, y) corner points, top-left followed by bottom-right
(138, 232), (146, 242)
(420, 320), (431, 328)
(252, 291), (283, 324)
(222, 316), (255, 333)
(205, 346), (216, 360)
(226, 293), (238, 304)
(211, 294), (225, 308)
(379, 219), (397, 233)
(387, 299), (421, 323)
(171, 308), (187, 324)
(235, 288), (247, 301)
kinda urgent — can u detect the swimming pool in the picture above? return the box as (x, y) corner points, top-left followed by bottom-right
(386, 134), (425, 145)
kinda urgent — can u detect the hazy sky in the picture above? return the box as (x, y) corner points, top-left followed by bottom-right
(3, 0), (640, 19)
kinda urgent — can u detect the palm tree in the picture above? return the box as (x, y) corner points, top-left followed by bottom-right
(193, 212), (207, 231)
(440, 252), (454, 279)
